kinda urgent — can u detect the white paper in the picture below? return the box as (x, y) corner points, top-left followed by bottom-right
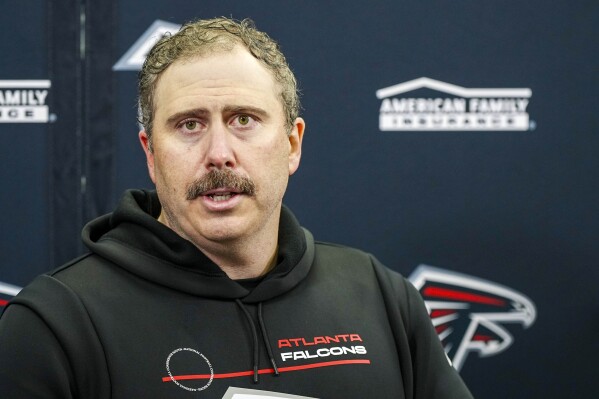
(222, 387), (318, 399)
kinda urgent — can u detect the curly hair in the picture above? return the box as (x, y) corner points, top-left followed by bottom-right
(138, 17), (300, 148)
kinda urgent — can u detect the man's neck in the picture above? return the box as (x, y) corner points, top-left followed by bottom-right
(212, 241), (279, 280)
(157, 210), (281, 280)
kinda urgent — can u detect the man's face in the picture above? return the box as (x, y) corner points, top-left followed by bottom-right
(139, 46), (304, 248)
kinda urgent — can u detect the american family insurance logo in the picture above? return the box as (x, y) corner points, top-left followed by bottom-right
(0, 80), (52, 123)
(376, 77), (533, 131)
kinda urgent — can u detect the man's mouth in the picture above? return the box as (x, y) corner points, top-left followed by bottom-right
(202, 187), (243, 203)
(207, 192), (235, 202)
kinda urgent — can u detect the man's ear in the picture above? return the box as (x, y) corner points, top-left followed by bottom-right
(288, 117), (305, 176)
(138, 130), (156, 183)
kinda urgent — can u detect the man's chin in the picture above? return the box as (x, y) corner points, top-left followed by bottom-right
(193, 212), (252, 241)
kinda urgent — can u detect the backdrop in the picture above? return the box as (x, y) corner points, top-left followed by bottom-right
(1, 1), (598, 397)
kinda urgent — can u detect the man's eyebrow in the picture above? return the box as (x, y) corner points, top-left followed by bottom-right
(165, 109), (209, 126)
(222, 105), (270, 119)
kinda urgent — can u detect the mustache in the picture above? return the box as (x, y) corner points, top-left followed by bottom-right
(186, 169), (256, 200)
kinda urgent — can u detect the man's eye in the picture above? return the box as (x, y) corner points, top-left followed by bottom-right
(238, 115), (250, 125)
(184, 121), (197, 130)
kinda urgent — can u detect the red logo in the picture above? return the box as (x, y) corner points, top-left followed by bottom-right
(0, 281), (21, 309)
(409, 265), (536, 371)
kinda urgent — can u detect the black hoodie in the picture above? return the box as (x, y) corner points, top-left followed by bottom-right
(0, 190), (472, 398)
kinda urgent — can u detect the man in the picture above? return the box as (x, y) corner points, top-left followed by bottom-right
(0, 18), (473, 398)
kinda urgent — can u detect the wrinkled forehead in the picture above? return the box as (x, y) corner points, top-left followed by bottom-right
(153, 45), (283, 112)
(152, 46), (284, 119)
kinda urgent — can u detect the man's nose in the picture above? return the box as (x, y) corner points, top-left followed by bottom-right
(205, 122), (236, 169)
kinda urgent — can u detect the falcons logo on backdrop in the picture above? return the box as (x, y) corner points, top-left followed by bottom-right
(408, 265), (536, 371)
(0, 281), (22, 311)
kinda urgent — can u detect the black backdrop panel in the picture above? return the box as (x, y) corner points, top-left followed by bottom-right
(1, 1), (598, 397)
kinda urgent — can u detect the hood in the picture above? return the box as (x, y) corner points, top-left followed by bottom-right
(82, 189), (314, 303)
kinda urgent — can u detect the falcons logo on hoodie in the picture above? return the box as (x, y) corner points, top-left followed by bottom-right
(409, 265), (536, 371)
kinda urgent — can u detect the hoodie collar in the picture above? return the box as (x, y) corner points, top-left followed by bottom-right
(82, 189), (314, 302)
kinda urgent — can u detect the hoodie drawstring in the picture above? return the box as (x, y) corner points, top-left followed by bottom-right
(235, 299), (260, 383)
(235, 300), (280, 383)
(258, 302), (280, 376)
